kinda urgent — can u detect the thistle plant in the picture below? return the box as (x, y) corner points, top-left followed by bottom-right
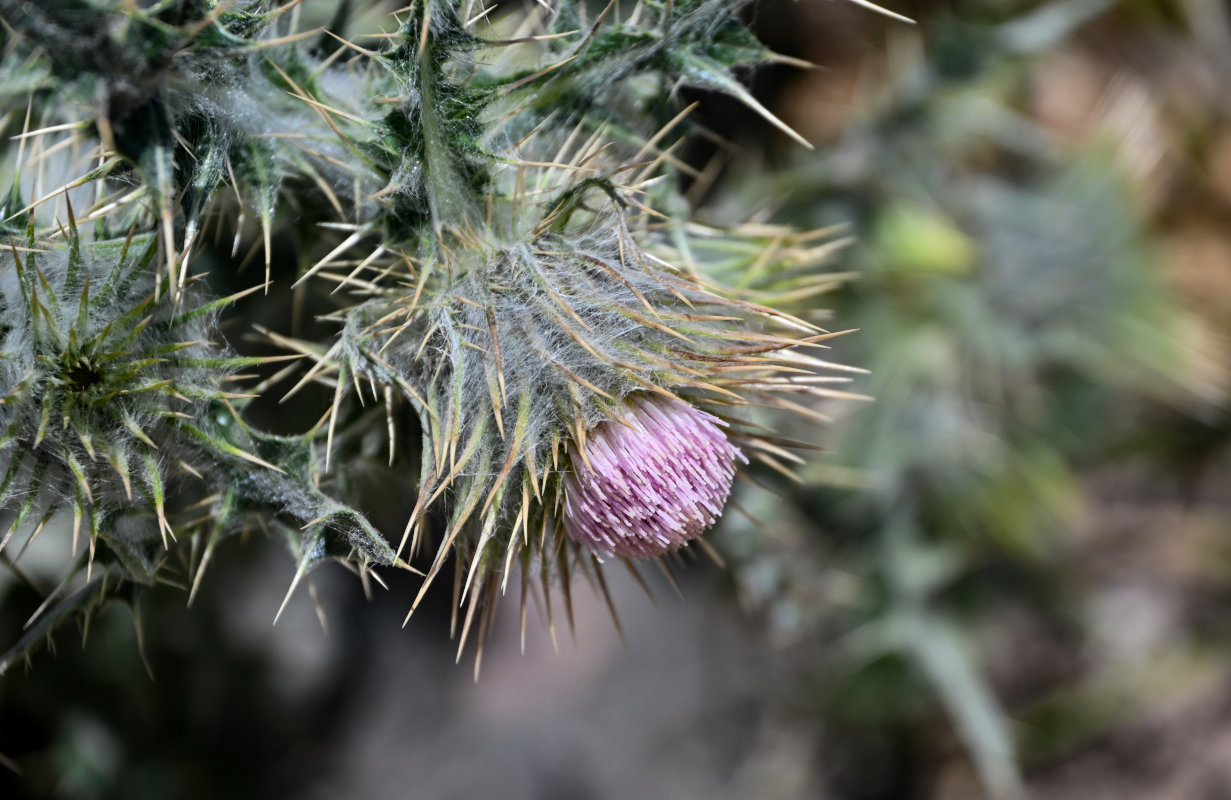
(0, 0), (855, 671)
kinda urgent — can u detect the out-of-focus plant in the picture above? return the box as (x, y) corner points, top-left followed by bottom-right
(717, 0), (1222, 797)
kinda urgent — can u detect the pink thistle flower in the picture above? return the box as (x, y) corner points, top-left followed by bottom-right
(563, 394), (748, 560)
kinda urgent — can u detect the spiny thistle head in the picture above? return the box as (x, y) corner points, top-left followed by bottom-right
(322, 168), (856, 655)
(0, 219), (394, 635)
(0, 227), (231, 563)
(0, 225), (396, 671)
(263, 0), (858, 662)
(563, 393), (747, 560)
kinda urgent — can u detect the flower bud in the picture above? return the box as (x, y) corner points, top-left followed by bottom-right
(563, 394), (747, 560)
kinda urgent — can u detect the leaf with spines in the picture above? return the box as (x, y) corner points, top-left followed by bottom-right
(494, 0), (814, 150)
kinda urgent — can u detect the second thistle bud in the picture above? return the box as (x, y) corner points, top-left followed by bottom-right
(563, 394), (748, 560)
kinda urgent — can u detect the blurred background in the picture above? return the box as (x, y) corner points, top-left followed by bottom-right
(2, 0), (1231, 797)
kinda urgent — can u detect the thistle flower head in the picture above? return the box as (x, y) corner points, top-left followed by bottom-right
(0, 229), (226, 566)
(0, 225), (393, 613)
(563, 394), (747, 560)
(232, 0), (857, 663)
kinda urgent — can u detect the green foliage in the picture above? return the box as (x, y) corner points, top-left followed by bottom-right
(716, 1), (1216, 796)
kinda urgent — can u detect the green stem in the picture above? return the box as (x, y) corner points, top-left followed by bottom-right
(418, 33), (473, 232)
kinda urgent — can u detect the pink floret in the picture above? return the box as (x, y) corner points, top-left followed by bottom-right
(563, 395), (747, 560)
